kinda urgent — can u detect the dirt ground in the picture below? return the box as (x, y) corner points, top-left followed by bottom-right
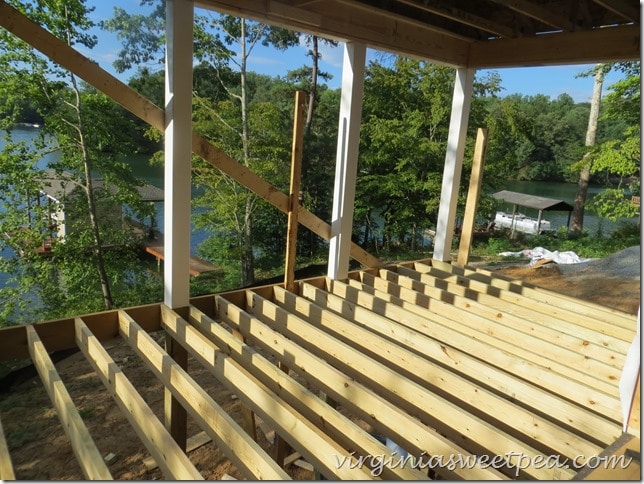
(0, 260), (639, 480)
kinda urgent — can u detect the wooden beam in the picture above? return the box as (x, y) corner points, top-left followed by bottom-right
(383, 268), (627, 365)
(245, 290), (570, 479)
(321, 278), (622, 421)
(427, 259), (637, 330)
(189, 304), (426, 480)
(164, 332), (188, 451)
(395, 265), (629, 354)
(143, 431), (213, 471)
(270, 286), (603, 460)
(456, 127), (488, 266)
(26, 325), (112, 480)
(345, 274), (620, 394)
(195, 0), (471, 67)
(397, 0), (515, 37)
(432, 68), (475, 261)
(0, 416), (15, 480)
(118, 310), (288, 480)
(160, 306), (375, 480)
(592, 0), (640, 22)
(328, 42), (366, 280)
(0, 1), (380, 270)
(360, 270), (625, 372)
(297, 281), (621, 447)
(284, 91), (306, 292)
(468, 24), (640, 67)
(215, 295), (503, 480)
(487, 0), (576, 31)
(74, 318), (204, 480)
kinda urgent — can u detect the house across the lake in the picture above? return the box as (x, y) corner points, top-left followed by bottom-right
(37, 169), (164, 242)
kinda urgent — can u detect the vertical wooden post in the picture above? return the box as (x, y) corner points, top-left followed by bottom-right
(456, 128), (488, 266)
(328, 42), (366, 280)
(284, 91), (306, 292)
(433, 67), (475, 262)
(163, 0), (193, 451)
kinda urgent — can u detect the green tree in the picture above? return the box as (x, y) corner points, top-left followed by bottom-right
(0, 0), (161, 324)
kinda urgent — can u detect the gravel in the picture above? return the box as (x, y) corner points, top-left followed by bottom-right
(556, 245), (640, 278)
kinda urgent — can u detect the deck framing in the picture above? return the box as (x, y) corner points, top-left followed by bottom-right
(0, 260), (637, 480)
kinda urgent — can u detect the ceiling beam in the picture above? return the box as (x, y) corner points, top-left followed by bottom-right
(467, 23), (640, 68)
(396, 0), (516, 38)
(487, 0), (576, 31)
(592, 0), (640, 22)
(197, 0), (471, 66)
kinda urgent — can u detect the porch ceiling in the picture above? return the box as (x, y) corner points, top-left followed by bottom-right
(0, 260), (637, 479)
(196, 0), (640, 67)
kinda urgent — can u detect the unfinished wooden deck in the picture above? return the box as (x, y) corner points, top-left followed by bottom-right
(0, 259), (638, 480)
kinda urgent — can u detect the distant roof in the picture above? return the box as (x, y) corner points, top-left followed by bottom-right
(492, 190), (573, 212)
(39, 170), (164, 202)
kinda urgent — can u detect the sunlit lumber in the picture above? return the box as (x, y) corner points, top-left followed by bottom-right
(188, 304), (427, 480)
(74, 317), (203, 480)
(395, 265), (630, 353)
(245, 290), (574, 480)
(215, 295), (503, 480)
(272, 285), (604, 460)
(160, 305), (374, 480)
(117, 310), (287, 480)
(26, 325), (112, 480)
(0, 416), (15, 480)
(298, 281), (621, 446)
(321, 278), (621, 422)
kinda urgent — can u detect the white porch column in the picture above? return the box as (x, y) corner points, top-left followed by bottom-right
(432, 67), (475, 262)
(164, 0), (193, 308)
(327, 42), (366, 280)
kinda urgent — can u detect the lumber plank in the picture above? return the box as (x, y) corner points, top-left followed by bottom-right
(428, 259), (636, 329)
(245, 290), (573, 480)
(0, 416), (15, 480)
(357, 270), (625, 373)
(415, 261), (636, 341)
(575, 434), (640, 480)
(284, 91), (305, 292)
(395, 265), (631, 354)
(297, 282), (621, 447)
(215, 295), (504, 480)
(347, 274), (621, 393)
(143, 431), (213, 471)
(271, 286), (603, 460)
(164, 332), (188, 451)
(74, 318), (203, 480)
(160, 306), (374, 480)
(189, 305), (427, 480)
(118, 311), (287, 480)
(231, 329), (257, 442)
(26, 325), (113, 480)
(319, 279), (622, 422)
(456, 127), (488, 266)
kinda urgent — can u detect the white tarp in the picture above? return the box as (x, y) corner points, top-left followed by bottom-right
(498, 246), (591, 265)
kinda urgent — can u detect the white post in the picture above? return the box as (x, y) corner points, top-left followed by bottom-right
(327, 42), (366, 280)
(164, 0), (193, 308)
(432, 68), (475, 262)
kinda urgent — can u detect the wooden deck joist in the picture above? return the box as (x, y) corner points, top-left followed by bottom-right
(0, 260), (637, 480)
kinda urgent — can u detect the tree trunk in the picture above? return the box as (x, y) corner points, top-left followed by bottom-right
(239, 19), (255, 286)
(570, 65), (605, 232)
(305, 35), (319, 137)
(70, 72), (114, 310)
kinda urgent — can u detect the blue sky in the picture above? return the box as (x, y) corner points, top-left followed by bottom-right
(84, 1), (626, 104)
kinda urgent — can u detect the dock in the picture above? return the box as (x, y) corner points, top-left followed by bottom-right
(144, 230), (217, 277)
